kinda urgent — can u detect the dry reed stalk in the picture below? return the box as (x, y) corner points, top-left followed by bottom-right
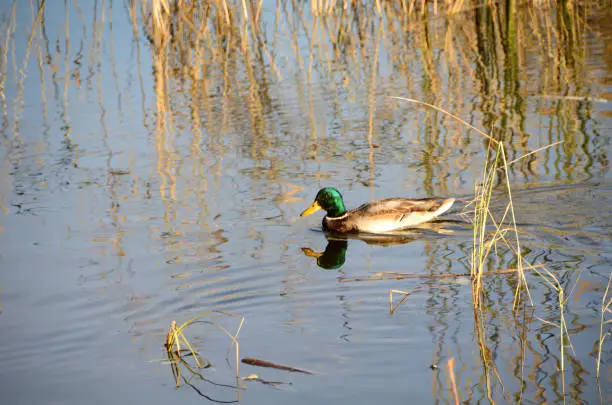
(596, 273), (611, 379)
(0, 1), (17, 132)
(532, 265), (576, 396)
(11, 0), (45, 140)
(389, 287), (425, 314)
(446, 357), (460, 405)
(474, 305), (505, 402)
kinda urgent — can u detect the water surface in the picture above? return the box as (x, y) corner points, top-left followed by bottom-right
(0, 1), (611, 404)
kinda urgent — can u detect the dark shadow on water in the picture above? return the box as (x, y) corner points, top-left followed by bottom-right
(301, 221), (468, 270)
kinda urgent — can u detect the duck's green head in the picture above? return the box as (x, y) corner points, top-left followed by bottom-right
(300, 187), (347, 218)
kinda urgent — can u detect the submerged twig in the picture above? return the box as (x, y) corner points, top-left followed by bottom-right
(242, 357), (314, 375)
(343, 263), (547, 283)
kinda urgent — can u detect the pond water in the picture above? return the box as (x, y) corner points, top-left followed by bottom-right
(0, 1), (611, 404)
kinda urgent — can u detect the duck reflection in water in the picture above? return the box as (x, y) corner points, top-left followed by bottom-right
(301, 232), (419, 270)
(302, 239), (348, 270)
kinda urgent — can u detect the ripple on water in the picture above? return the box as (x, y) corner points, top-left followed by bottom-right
(0, 289), (122, 375)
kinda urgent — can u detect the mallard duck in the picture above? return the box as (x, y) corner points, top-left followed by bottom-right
(300, 187), (455, 233)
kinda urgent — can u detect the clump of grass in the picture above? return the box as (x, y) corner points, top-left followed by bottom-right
(391, 96), (572, 399)
(390, 99), (559, 305)
(165, 310), (245, 389)
(166, 319), (207, 369)
(390, 96), (535, 306)
(470, 138), (532, 308)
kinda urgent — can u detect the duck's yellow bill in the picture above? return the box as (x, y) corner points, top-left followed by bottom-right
(301, 247), (323, 258)
(300, 201), (322, 217)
